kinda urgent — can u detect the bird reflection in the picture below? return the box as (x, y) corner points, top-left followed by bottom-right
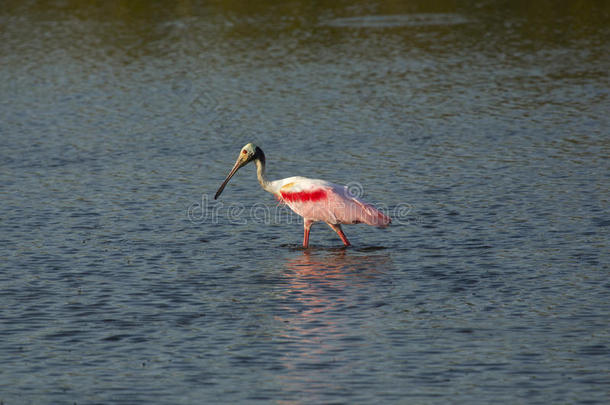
(284, 248), (388, 285)
(274, 249), (393, 395)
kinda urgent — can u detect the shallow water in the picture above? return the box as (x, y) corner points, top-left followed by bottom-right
(1, 0), (609, 403)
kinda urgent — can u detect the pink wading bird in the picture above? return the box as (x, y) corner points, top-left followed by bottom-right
(214, 143), (391, 248)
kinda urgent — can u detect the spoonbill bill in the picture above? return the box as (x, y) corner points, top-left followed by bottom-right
(214, 143), (391, 248)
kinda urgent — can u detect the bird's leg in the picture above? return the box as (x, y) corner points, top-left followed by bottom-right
(303, 219), (314, 248)
(327, 223), (351, 247)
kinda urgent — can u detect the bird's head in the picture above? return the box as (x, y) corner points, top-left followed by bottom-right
(239, 143), (258, 164)
(214, 143), (264, 200)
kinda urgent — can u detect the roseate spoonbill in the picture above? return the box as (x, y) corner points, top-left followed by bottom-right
(214, 143), (391, 248)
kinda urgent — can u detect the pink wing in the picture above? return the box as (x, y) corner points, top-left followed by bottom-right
(279, 180), (391, 227)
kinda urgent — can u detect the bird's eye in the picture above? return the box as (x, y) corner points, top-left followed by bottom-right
(242, 150), (247, 155)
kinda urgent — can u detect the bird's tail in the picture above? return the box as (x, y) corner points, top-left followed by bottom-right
(352, 198), (392, 228)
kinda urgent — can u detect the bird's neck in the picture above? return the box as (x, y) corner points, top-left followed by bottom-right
(255, 158), (274, 194)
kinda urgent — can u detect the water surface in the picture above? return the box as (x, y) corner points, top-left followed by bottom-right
(1, 0), (609, 403)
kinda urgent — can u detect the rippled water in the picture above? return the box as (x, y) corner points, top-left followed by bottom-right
(1, 1), (609, 403)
